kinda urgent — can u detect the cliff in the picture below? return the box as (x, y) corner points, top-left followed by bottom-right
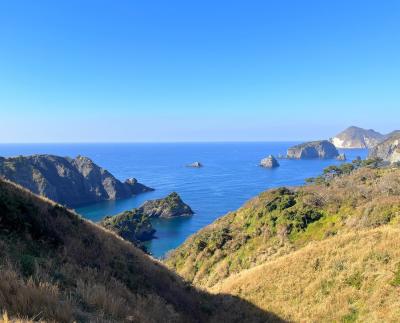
(0, 154), (153, 207)
(331, 126), (384, 148)
(369, 132), (400, 163)
(286, 140), (339, 159)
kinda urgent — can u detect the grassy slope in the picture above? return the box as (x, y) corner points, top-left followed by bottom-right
(166, 166), (400, 320)
(212, 226), (400, 322)
(0, 178), (283, 323)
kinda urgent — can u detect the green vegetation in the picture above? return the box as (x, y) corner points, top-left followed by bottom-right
(166, 163), (400, 321)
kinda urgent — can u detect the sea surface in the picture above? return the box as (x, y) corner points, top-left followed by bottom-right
(0, 143), (367, 257)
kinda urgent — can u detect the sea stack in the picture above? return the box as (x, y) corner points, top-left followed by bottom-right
(187, 161), (203, 168)
(260, 155), (280, 168)
(336, 153), (347, 161)
(287, 140), (339, 159)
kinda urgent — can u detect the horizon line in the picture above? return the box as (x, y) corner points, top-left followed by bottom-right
(0, 140), (313, 145)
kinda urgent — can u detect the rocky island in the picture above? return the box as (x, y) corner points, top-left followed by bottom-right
(0, 154), (153, 207)
(286, 140), (339, 159)
(141, 192), (194, 218)
(101, 209), (156, 245)
(330, 126), (384, 148)
(369, 132), (400, 163)
(101, 192), (193, 245)
(260, 155), (280, 168)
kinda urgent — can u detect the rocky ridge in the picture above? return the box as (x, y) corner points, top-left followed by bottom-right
(0, 154), (153, 207)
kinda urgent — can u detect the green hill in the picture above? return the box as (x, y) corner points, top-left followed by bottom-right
(166, 163), (400, 321)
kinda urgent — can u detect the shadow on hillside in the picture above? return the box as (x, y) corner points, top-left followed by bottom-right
(203, 292), (288, 323)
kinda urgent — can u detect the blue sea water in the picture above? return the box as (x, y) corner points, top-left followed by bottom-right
(0, 143), (367, 257)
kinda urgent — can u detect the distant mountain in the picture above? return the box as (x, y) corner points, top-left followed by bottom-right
(369, 132), (400, 163)
(286, 140), (339, 159)
(0, 154), (153, 207)
(330, 126), (384, 148)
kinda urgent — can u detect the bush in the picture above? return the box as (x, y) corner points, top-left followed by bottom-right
(19, 254), (36, 277)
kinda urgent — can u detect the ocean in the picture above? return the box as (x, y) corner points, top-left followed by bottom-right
(0, 142), (367, 257)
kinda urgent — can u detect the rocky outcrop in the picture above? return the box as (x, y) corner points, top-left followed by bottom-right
(140, 192), (194, 218)
(187, 161), (203, 168)
(336, 153), (346, 161)
(100, 209), (156, 245)
(260, 155), (280, 168)
(100, 192), (193, 244)
(0, 154), (153, 207)
(368, 133), (400, 163)
(331, 126), (384, 148)
(287, 140), (339, 159)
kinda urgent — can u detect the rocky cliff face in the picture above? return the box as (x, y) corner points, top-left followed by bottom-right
(369, 133), (400, 163)
(287, 140), (339, 159)
(331, 126), (384, 148)
(0, 154), (153, 207)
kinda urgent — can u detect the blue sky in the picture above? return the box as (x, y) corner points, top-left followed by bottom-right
(0, 0), (399, 142)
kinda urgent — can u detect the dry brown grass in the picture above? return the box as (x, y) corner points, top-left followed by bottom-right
(0, 178), (285, 323)
(166, 167), (400, 289)
(212, 225), (400, 322)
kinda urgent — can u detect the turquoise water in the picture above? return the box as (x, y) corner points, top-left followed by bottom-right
(0, 143), (367, 257)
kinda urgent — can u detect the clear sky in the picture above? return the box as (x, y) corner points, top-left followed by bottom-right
(0, 0), (399, 142)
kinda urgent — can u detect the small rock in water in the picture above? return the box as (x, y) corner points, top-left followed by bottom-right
(187, 161), (203, 168)
(336, 153), (346, 161)
(260, 155), (280, 168)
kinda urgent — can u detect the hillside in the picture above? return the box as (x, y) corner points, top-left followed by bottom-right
(0, 154), (153, 207)
(0, 178), (283, 322)
(212, 226), (400, 322)
(166, 163), (400, 282)
(166, 162), (400, 321)
(330, 126), (384, 148)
